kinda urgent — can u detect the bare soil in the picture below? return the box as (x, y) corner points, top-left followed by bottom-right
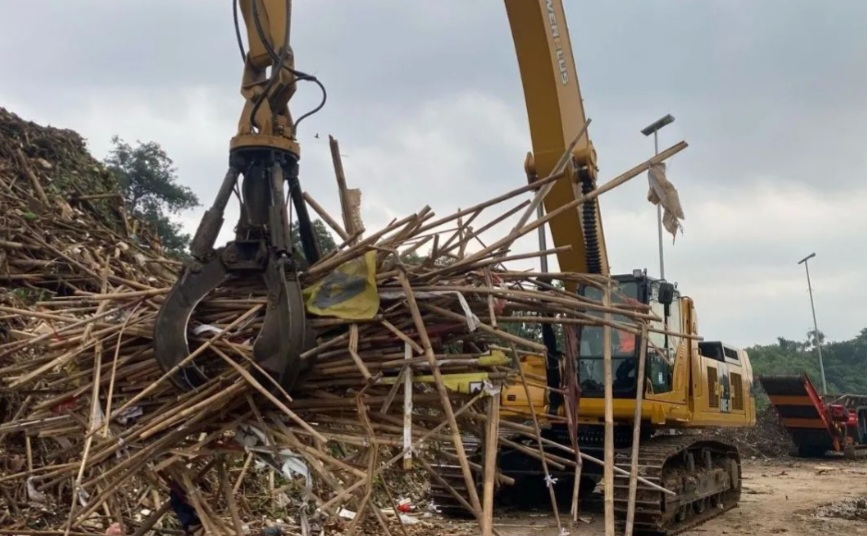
(423, 457), (867, 536)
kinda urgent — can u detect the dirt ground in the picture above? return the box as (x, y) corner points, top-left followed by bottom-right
(426, 457), (867, 536)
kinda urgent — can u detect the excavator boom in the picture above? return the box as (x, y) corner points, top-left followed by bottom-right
(504, 0), (608, 277)
(432, 4), (754, 535)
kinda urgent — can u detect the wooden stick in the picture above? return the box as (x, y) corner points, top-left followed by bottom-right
(402, 342), (413, 470)
(220, 457), (245, 536)
(348, 323), (373, 380)
(625, 325), (649, 536)
(302, 191), (349, 241)
(603, 280), (615, 536)
(397, 271), (483, 518)
(432, 141), (689, 275)
(510, 345), (562, 532)
(562, 325), (584, 523)
(329, 135), (363, 242)
(481, 393), (500, 536)
(14, 148), (50, 206)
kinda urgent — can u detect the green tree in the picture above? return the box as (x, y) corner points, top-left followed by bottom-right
(103, 136), (200, 256)
(748, 327), (867, 398)
(290, 219), (338, 261)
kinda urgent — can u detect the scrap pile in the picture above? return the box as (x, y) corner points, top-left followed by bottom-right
(0, 108), (686, 535)
(710, 405), (795, 459)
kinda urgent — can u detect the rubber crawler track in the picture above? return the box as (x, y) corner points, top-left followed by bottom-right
(428, 436), (483, 517)
(429, 434), (742, 535)
(612, 435), (741, 535)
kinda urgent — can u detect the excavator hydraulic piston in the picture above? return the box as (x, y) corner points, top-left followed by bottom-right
(153, 0), (324, 396)
(153, 146), (319, 394)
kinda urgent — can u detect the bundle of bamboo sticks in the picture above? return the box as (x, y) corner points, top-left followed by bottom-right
(0, 110), (687, 536)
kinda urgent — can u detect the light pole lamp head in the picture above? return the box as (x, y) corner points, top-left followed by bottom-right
(797, 252), (816, 265)
(641, 114), (675, 137)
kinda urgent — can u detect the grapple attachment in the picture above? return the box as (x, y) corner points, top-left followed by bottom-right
(153, 148), (320, 394)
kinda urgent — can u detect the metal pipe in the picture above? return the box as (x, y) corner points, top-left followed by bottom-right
(654, 131), (664, 280)
(798, 252), (827, 394)
(537, 204), (548, 273)
(641, 114), (675, 280)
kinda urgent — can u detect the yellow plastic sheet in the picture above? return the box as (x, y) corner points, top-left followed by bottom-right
(303, 251), (380, 320)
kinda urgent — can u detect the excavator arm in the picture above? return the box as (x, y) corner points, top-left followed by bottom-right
(505, 0), (609, 279)
(151, 0), (607, 399)
(153, 0), (320, 395)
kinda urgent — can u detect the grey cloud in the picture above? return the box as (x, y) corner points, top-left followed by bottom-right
(1, 1), (865, 348)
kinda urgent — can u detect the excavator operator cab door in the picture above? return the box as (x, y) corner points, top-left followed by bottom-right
(576, 275), (680, 401)
(645, 279), (681, 398)
(576, 278), (641, 399)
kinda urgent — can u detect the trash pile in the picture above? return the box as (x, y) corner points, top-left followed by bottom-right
(814, 496), (867, 521)
(0, 107), (683, 535)
(708, 405), (795, 459)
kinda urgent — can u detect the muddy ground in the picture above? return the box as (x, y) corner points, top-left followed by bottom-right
(424, 456), (867, 536)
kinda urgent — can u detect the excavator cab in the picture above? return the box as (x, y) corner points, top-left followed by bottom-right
(576, 272), (678, 400)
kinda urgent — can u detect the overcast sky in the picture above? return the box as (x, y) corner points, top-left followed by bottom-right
(1, 1), (865, 348)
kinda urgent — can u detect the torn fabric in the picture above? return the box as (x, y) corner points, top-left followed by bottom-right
(646, 162), (685, 242)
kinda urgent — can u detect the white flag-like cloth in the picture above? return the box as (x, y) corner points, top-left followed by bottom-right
(646, 162), (685, 242)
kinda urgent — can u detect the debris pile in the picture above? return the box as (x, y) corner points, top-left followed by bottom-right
(814, 496), (867, 521)
(0, 108), (685, 535)
(709, 405), (795, 458)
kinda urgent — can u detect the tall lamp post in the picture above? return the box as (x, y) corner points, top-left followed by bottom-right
(641, 114), (675, 280)
(797, 252), (827, 394)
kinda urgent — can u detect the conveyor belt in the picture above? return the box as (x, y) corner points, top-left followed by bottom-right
(758, 374), (837, 455)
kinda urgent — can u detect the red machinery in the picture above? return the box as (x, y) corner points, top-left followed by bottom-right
(759, 373), (867, 457)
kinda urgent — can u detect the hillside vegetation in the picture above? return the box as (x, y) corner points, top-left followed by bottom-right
(747, 328), (867, 395)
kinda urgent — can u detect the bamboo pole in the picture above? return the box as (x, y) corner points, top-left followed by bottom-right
(402, 342), (413, 470)
(0, 125), (690, 534)
(625, 325), (649, 536)
(603, 280), (615, 536)
(481, 393), (500, 536)
(562, 325), (584, 524)
(397, 271), (484, 519)
(329, 135), (363, 242)
(302, 191), (349, 241)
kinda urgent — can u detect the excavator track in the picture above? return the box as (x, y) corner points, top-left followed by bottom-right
(428, 436), (482, 517)
(612, 435), (741, 536)
(429, 434), (742, 536)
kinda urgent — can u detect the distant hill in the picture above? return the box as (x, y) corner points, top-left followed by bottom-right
(747, 328), (867, 398)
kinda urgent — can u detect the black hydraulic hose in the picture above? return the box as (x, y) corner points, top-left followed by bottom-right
(245, 0), (326, 135)
(232, 0), (246, 61)
(579, 168), (603, 275)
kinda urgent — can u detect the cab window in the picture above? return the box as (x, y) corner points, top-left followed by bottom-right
(646, 282), (678, 394)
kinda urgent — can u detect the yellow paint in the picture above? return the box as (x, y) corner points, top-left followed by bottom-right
(501, 297), (757, 431)
(503, 0), (608, 288)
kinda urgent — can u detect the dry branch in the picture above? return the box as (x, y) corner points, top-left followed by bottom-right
(0, 106), (687, 535)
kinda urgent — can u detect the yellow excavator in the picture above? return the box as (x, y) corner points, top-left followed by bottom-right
(427, 2), (758, 534)
(152, 1), (757, 534)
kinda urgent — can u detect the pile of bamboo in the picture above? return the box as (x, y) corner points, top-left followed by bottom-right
(0, 109), (687, 536)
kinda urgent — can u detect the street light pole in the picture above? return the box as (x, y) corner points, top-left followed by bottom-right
(797, 252), (827, 394)
(641, 114), (675, 280)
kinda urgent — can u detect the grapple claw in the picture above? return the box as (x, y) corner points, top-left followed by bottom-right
(154, 244), (313, 394)
(252, 256), (312, 393)
(153, 254), (230, 391)
(153, 148), (321, 396)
